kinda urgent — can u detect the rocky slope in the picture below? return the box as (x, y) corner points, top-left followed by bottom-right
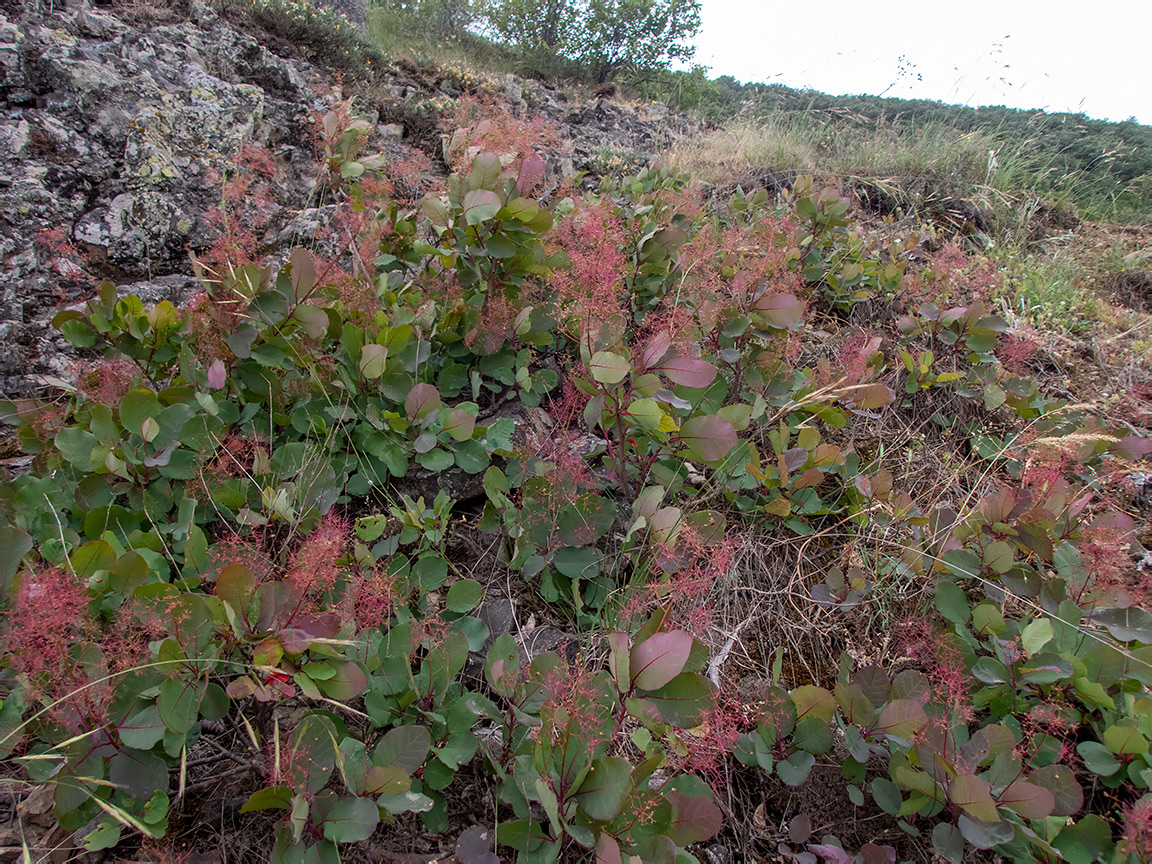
(0, 0), (704, 397)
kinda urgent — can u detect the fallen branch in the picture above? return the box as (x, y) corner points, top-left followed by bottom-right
(707, 613), (757, 686)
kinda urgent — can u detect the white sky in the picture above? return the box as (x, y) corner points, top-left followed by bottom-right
(690, 0), (1152, 124)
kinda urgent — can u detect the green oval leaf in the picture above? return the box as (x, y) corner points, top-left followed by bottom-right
(644, 672), (716, 728)
(443, 408), (476, 442)
(575, 756), (632, 821)
(120, 387), (161, 438)
(373, 725), (431, 774)
(948, 774), (999, 822)
(446, 579), (484, 613)
(589, 351), (630, 385)
(316, 661), (369, 700)
(359, 343), (388, 379)
(158, 677), (205, 735)
(216, 564), (255, 618)
(463, 189), (502, 226)
(322, 796), (379, 843)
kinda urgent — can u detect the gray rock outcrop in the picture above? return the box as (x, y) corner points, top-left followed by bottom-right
(1, 1), (326, 390)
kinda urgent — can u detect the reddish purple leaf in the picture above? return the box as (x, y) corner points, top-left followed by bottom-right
(754, 293), (804, 328)
(666, 792), (723, 845)
(630, 630), (692, 691)
(278, 628), (314, 655)
(1113, 435), (1152, 459)
(859, 844), (896, 864)
(678, 415), (737, 463)
(999, 780), (1055, 820)
(293, 612), (341, 640)
(877, 699), (928, 739)
(807, 844), (853, 864)
(656, 355), (717, 388)
(595, 833), (622, 864)
(207, 359), (226, 390)
(640, 331), (672, 370)
(406, 382), (442, 420)
(788, 813), (812, 844)
(456, 825), (499, 864)
(516, 152), (546, 195)
(851, 383), (894, 410)
(1029, 764), (1083, 816)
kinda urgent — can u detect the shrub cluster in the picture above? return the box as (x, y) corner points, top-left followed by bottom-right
(216, 0), (390, 80)
(1, 98), (1151, 863)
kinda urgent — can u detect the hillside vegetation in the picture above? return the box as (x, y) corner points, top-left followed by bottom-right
(364, 0), (1152, 227)
(2, 1), (1152, 863)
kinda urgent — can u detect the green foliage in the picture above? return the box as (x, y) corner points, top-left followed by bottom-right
(571, 0), (702, 84)
(483, 0), (702, 83)
(484, 621), (721, 860)
(781, 176), (919, 311)
(218, 0), (391, 80)
(483, 0), (579, 60)
(2, 105), (1151, 862)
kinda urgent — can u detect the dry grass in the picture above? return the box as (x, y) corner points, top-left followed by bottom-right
(669, 116), (996, 198)
(668, 118), (821, 190)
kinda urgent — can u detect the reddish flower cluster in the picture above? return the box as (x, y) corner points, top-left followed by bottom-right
(1078, 522), (1139, 603)
(34, 225), (79, 260)
(837, 330), (882, 386)
(385, 146), (438, 204)
(547, 201), (628, 340)
(665, 693), (752, 791)
(998, 333), (1040, 374)
(620, 526), (740, 638)
(539, 661), (613, 763)
(23, 403), (67, 446)
(184, 290), (251, 365)
(1019, 444), (1074, 497)
(193, 434), (258, 503)
(406, 612), (451, 658)
(896, 619), (973, 723)
(287, 513), (350, 603)
(1017, 701), (1076, 766)
(79, 358), (137, 405)
(342, 563), (398, 632)
(198, 144), (280, 279)
(202, 529), (274, 585)
(34, 226), (88, 296)
(443, 95), (558, 173)
(464, 290), (526, 355)
(1125, 794), (1152, 862)
(8, 567), (89, 686)
(919, 243), (1004, 306)
(5, 566), (107, 730)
